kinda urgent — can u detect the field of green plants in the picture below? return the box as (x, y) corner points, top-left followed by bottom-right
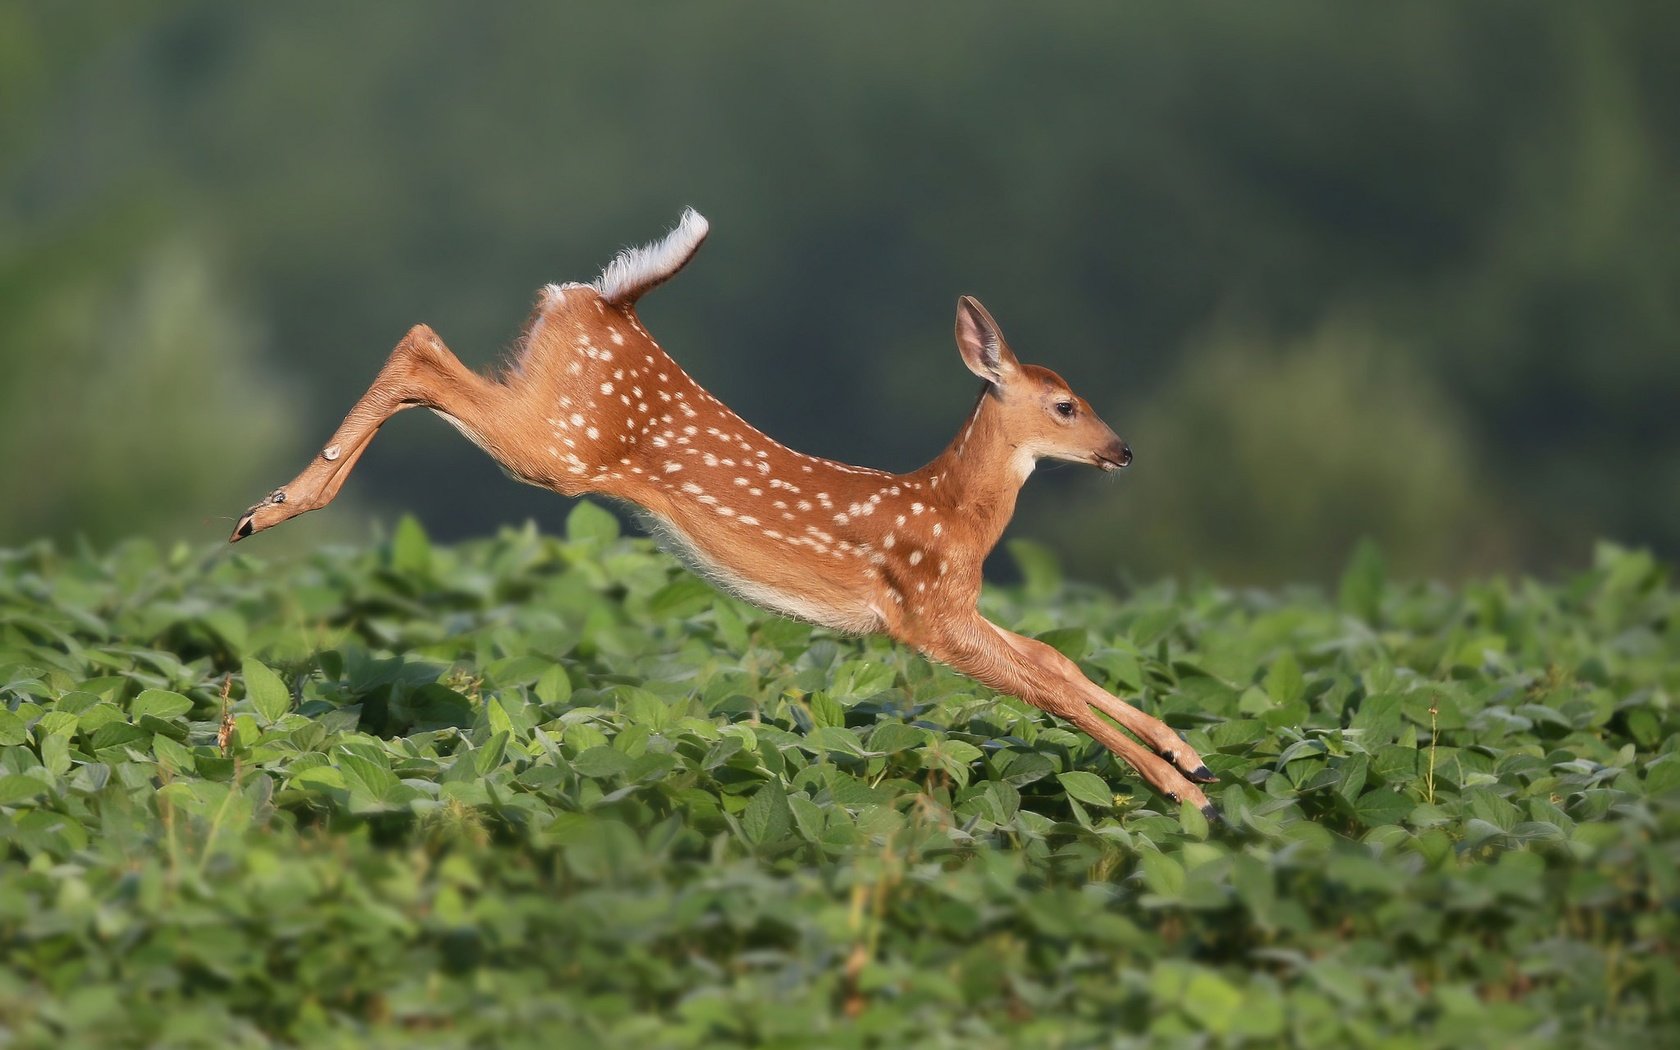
(1, 507), (1676, 1047)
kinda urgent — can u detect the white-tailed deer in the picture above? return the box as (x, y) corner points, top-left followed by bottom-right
(232, 210), (1218, 815)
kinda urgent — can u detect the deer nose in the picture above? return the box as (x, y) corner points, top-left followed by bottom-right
(1120, 443), (1132, 468)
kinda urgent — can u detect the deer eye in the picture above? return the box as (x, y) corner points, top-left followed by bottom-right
(1054, 400), (1076, 418)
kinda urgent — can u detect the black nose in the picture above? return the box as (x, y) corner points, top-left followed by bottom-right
(1120, 443), (1133, 468)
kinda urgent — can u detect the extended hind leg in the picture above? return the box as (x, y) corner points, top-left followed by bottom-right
(231, 324), (509, 540)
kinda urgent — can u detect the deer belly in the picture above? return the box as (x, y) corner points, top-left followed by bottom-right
(636, 511), (883, 635)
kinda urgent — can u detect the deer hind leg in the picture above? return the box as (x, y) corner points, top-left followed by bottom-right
(231, 324), (514, 541)
(915, 617), (1215, 816)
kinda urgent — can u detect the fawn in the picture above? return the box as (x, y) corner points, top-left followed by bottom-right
(231, 210), (1218, 815)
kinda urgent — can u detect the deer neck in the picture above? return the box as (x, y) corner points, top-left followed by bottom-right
(920, 386), (1033, 556)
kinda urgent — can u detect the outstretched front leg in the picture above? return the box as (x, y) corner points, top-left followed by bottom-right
(988, 621), (1218, 786)
(230, 325), (508, 541)
(915, 613), (1217, 817)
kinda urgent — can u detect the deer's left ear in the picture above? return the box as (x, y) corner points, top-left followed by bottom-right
(955, 295), (1020, 384)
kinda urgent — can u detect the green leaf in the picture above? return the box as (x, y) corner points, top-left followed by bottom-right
(1264, 651), (1304, 705)
(475, 731), (510, 776)
(1354, 787), (1412, 827)
(804, 726), (864, 757)
(485, 697), (516, 739)
(1338, 538), (1385, 622)
(648, 575), (713, 619)
(0, 775), (49, 805)
(1006, 539), (1062, 599)
(339, 752), (398, 804)
(868, 722), (925, 754)
(741, 782), (792, 847)
(918, 739), (984, 786)
(702, 736), (744, 770)
(131, 689), (193, 722)
(1335, 754), (1370, 802)
(0, 708), (25, 746)
(1140, 851), (1186, 897)
(152, 734), (195, 774)
(404, 684), (476, 731)
(289, 765), (347, 791)
(1349, 693), (1402, 743)
(1185, 969), (1244, 1034)
(1180, 798), (1210, 838)
(1057, 770), (1114, 809)
(807, 690), (844, 729)
(571, 746), (631, 778)
(1229, 989), (1287, 1039)
(711, 598), (750, 651)
(242, 658), (291, 724)
(1035, 627), (1088, 659)
(389, 514), (432, 575)
(566, 500), (620, 543)
(829, 660), (897, 702)
(534, 664), (572, 706)
(39, 734), (71, 776)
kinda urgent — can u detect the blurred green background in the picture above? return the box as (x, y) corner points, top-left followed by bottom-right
(3, 2), (1675, 585)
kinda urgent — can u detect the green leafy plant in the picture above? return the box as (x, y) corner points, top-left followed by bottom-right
(0, 518), (1675, 1046)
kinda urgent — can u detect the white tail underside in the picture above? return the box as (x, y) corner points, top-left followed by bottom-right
(591, 207), (710, 306)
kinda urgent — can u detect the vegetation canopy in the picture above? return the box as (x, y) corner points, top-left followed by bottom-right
(0, 513), (1676, 1046)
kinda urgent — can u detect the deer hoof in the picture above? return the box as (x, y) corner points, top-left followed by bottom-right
(1188, 764), (1217, 783)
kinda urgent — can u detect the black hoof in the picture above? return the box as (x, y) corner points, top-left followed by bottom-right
(231, 515), (255, 542)
(1189, 764), (1218, 784)
(1200, 802), (1222, 825)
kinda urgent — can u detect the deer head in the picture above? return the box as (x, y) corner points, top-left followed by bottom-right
(953, 295), (1132, 476)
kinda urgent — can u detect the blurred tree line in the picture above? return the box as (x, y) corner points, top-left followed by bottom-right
(2, 2), (1675, 585)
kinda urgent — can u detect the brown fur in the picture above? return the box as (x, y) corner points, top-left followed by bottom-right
(231, 225), (1216, 811)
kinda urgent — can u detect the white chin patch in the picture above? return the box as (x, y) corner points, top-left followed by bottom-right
(1010, 446), (1038, 480)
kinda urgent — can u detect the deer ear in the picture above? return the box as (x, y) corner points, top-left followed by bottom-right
(955, 295), (1019, 384)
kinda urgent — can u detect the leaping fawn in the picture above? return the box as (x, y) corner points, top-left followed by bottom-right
(232, 210), (1218, 816)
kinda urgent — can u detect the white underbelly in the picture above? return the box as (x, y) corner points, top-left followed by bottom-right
(636, 511), (882, 635)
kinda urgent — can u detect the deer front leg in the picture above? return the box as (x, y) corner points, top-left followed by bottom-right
(915, 615), (1215, 817)
(988, 623), (1217, 785)
(230, 325), (506, 541)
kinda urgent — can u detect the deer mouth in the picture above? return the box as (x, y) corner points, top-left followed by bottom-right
(1093, 443), (1133, 472)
